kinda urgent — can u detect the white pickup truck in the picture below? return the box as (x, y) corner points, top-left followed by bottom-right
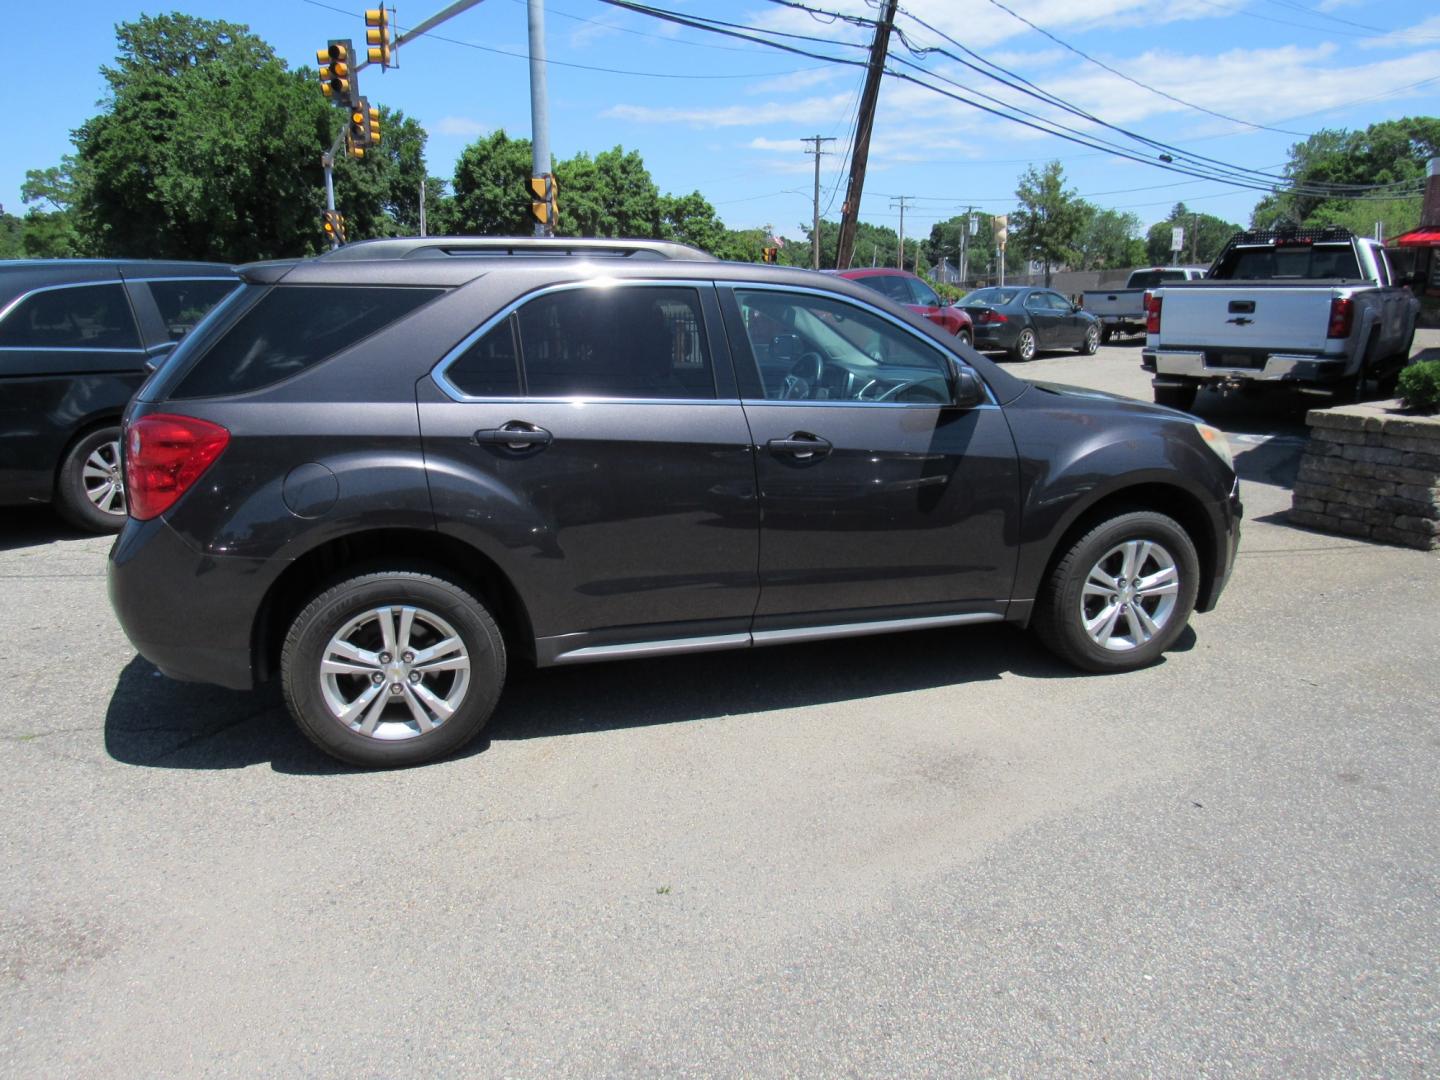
(1082, 266), (1205, 342)
(1142, 228), (1419, 411)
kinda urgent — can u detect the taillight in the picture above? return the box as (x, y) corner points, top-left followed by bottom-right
(977, 309), (1008, 324)
(124, 413), (230, 521)
(1145, 291), (1162, 334)
(1327, 297), (1353, 339)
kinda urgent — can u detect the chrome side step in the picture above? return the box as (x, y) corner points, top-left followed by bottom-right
(548, 612), (1003, 665)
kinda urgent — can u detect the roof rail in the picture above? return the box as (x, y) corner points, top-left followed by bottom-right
(317, 236), (717, 262)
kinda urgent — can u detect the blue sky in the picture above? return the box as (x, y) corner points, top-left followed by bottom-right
(4, 0), (1438, 243)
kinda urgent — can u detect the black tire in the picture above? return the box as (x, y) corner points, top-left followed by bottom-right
(1078, 324), (1100, 355)
(1152, 384), (1197, 412)
(956, 330), (972, 348)
(281, 570), (506, 768)
(1033, 510), (1200, 673)
(1009, 327), (1037, 362)
(54, 425), (127, 533)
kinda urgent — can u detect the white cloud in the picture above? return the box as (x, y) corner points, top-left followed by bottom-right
(604, 92), (855, 128)
(1358, 14), (1440, 50)
(433, 116), (487, 137)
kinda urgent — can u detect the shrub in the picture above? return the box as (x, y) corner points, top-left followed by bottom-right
(1398, 360), (1440, 414)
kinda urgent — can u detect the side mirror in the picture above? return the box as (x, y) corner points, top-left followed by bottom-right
(951, 363), (984, 409)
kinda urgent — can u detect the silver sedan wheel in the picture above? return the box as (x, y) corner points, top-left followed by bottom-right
(319, 605), (471, 741)
(1017, 329), (1036, 360)
(82, 439), (126, 517)
(1080, 539), (1180, 652)
(1083, 325), (1100, 354)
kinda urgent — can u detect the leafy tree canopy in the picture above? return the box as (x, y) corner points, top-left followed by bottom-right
(1144, 202), (1241, 265)
(1011, 160), (1087, 283)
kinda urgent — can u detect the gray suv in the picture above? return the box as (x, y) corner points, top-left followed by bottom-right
(108, 238), (1241, 768)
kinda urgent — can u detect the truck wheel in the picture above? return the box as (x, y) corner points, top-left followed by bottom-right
(55, 425), (128, 533)
(281, 570), (506, 768)
(1152, 384), (1197, 412)
(1033, 510), (1200, 673)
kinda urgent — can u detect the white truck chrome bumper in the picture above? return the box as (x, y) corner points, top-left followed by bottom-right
(1146, 350), (1348, 383)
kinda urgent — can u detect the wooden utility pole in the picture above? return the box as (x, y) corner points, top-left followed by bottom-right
(802, 135), (836, 270)
(891, 195), (913, 270)
(835, 0), (899, 271)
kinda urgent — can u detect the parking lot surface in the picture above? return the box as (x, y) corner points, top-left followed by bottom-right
(2, 333), (1437, 1076)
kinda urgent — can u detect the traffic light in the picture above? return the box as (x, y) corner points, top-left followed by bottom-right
(365, 7), (393, 67)
(367, 103), (382, 148)
(347, 97), (372, 157)
(526, 175), (556, 229)
(317, 39), (357, 107)
(761, 246), (779, 264)
(322, 209), (347, 245)
(992, 214), (1008, 250)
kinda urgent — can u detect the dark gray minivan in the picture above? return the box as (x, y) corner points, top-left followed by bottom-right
(109, 238), (1241, 768)
(0, 260), (237, 531)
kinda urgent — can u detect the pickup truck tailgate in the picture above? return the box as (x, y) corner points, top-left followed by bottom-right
(1158, 287), (1332, 352)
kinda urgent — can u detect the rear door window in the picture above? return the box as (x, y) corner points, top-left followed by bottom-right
(908, 277), (941, 307)
(0, 283), (140, 349)
(514, 286), (715, 399)
(145, 279), (239, 341)
(172, 285), (443, 398)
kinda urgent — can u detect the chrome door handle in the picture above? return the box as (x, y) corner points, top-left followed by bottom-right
(766, 433), (831, 460)
(474, 423), (552, 450)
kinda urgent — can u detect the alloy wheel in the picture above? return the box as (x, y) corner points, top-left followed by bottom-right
(1079, 539), (1180, 652)
(82, 438), (126, 517)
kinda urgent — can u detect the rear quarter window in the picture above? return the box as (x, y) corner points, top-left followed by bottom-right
(171, 285), (443, 399)
(146, 278), (239, 341)
(0, 282), (140, 349)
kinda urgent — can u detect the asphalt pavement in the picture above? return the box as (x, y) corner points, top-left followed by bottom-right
(1, 333), (1437, 1076)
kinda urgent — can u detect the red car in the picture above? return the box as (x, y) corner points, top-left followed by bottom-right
(828, 268), (973, 344)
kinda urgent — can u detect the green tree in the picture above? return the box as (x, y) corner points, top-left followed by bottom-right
(659, 191), (727, 253)
(0, 212), (23, 259)
(1145, 202), (1241, 265)
(451, 129), (535, 235)
(923, 212), (1025, 285)
(1074, 205), (1143, 270)
(1252, 117), (1440, 228)
(556, 146), (662, 238)
(331, 107), (444, 240)
(1011, 161), (1087, 284)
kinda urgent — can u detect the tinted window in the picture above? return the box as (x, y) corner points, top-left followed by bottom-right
(909, 278), (941, 307)
(1043, 292), (1072, 312)
(445, 317), (522, 398)
(1220, 244), (1361, 281)
(856, 275), (913, 303)
(147, 279), (239, 341)
(734, 289), (951, 404)
(516, 286), (714, 399)
(173, 286), (442, 399)
(1024, 292), (1046, 309)
(962, 288), (1019, 306)
(0, 283), (140, 349)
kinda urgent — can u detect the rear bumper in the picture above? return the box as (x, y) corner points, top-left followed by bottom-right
(108, 517), (268, 690)
(972, 323), (1020, 350)
(1145, 349), (1353, 385)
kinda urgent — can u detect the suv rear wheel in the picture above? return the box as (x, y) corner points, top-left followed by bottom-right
(55, 425), (127, 533)
(281, 570), (506, 767)
(1034, 510), (1200, 673)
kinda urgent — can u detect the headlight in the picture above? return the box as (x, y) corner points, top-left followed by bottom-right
(1194, 422), (1233, 470)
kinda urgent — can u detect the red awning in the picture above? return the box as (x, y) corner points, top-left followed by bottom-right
(1394, 227), (1440, 247)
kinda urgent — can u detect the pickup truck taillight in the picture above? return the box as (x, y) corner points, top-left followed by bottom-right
(1327, 297), (1354, 339)
(124, 414), (230, 521)
(1144, 291), (1162, 334)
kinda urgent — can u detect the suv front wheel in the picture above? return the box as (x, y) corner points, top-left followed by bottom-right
(1034, 510), (1200, 673)
(281, 570), (506, 767)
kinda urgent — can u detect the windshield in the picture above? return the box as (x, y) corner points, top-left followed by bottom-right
(962, 288), (1019, 306)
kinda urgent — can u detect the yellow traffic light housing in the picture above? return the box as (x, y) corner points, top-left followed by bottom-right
(761, 246), (779, 264)
(365, 7), (393, 67)
(367, 105), (382, 148)
(319, 39), (358, 107)
(322, 209), (347, 245)
(526, 175), (557, 229)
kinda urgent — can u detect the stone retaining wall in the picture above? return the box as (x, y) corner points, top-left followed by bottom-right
(1290, 402), (1440, 550)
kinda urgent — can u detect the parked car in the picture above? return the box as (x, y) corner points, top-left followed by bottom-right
(109, 236), (1241, 768)
(1082, 267), (1205, 342)
(958, 285), (1101, 361)
(1143, 227), (1421, 410)
(826, 268), (973, 344)
(0, 260), (238, 531)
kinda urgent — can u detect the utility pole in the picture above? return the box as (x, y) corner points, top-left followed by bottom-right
(1190, 212), (1198, 264)
(891, 195), (913, 270)
(835, 0), (899, 271)
(527, 0), (553, 237)
(802, 135), (836, 269)
(419, 179), (427, 237)
(958, 207), (976, 288)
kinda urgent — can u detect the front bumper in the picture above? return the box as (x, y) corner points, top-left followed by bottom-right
(108, 517), (271, 690)
(1199, 475), (1243, 614)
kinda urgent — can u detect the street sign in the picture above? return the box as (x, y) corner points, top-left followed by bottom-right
(1171, 226), (1185, 254)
